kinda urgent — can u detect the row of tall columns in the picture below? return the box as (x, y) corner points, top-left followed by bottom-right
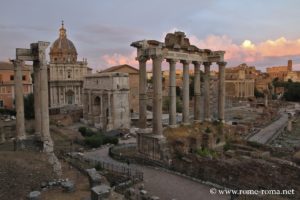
(39, 44), (53, 148)
(203, 62), (211, 121)
(12, 60), (26, 140)
(138, 56), (148, 129)
(167, 59), (177, 127)
(152, 55), (163, 135)
(235, 81), (255, 98)
(193, 62), (201, 122)
(218, 62), (226, 122)
(12, 42), (52, 151)
(137, 55), (226, 135)
(33, 62), (41, 137)
(182, 60), (190, 125)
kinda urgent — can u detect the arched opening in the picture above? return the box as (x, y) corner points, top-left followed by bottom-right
(93, 96), (101, 123)
(65, 89), (75, 105)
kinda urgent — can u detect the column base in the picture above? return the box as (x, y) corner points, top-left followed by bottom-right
(181, 122), (190, 126)
(204, 118), (211, 122)
(168, 124), (178, 128)
(219, 119), (225, 123)
(194, 120), (201, 124)
(137, 129), (169, 161)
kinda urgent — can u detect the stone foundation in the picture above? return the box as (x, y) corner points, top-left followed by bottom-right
(137, 129), (168, 161)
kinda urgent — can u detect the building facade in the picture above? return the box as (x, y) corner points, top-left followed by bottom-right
(266, 60), (292, 80)
(100, 64), (139, 113)
(225, 63), (256, 98)
(48, 22), (92, 110)
(83, 72), (130, 131)
(0, 62), (33, 109)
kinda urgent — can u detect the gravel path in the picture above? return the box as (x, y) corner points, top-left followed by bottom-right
(84, 147), (229, 200)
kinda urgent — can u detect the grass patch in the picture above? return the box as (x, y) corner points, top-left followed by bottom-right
(196, 148), (217, 158)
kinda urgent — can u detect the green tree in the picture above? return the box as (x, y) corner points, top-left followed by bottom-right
(24, 93), (34, 119)
(254, 87), (264, 98)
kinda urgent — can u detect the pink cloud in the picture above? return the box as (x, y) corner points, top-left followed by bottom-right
(99, 33), (300, 70)
(101, 51), (137, 67)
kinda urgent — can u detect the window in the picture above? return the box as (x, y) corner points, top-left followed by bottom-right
(10, 75), (14, 81)
(0, 74), (2, 82)
(22, 75), (26, 81)
(0, 100), (3, 108)
(68, 71), (71, 79)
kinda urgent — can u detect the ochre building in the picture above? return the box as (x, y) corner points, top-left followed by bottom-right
(0, 62), (33, 109)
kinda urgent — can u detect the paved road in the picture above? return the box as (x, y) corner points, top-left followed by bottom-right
(248, 113), (289, 144)
(84, 147), (229, 200)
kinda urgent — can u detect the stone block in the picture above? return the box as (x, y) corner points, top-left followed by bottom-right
(27, 191), (41, 200)
(91, 184), (111, 200)
(86, 168), (102, 187)
(61, 180), (75, 192)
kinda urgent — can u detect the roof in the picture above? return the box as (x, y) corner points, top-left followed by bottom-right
(0, 61), (32, 71)
(100, 64), (139, 74)
(86, 72), (128, 78)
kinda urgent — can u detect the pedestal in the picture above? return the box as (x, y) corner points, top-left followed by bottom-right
(137, 128), (167, 161)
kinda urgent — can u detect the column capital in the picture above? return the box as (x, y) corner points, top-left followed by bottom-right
(217, 61), (227, 67)
(203, 62), (212, 67)
(192, 61), (202, 66)
(136, 55), (149, 63)
(10, 59), (23, 66)
(150, 54), (164, 61)
(180, 60), (191, 65)
(166, 59), (178, 64)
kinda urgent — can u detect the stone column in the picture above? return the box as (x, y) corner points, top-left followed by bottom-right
(138, 56), (148, 128)
(181, 60), (190, 125)
(203, 62), (212, 121)
(167, 59), (177, 127)
(218, 62), (226, 123)
(37, 42), (53, 152)
(33, 62), (41, 138)
(151, 54), (163, 135)
(193, 61), (201, 122)
(12, 59), (26, 140)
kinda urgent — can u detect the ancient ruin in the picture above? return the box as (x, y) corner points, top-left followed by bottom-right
(11, 41), (53, 152)
(82, 72), (130, 131)
(131, 31), (226, 160)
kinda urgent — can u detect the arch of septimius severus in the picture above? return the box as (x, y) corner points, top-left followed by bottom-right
(131, 32), (226, 160)
(11, 41), (53, 152)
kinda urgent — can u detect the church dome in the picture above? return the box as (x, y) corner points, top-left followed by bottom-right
(50, 21), (78, 64)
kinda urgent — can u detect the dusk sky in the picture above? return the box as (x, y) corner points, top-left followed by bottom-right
(1, 0), (300, 71)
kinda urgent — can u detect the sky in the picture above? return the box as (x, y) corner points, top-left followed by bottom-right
(1, 0), (300, 72)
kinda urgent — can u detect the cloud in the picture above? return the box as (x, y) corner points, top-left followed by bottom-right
(100, 51), (137, 68)
(189, 34), (300, 67)
(91, 31), (300, 71)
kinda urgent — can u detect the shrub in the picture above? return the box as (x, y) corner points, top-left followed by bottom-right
(78, 127), (95, 137)
(84, 134), (103, 148)
(205, 127), (211, 133)
(103, 136), (119, 145)
(95, 163), (103, 171)
(78, 126), (87, 135)
(223, 142), (231, 151)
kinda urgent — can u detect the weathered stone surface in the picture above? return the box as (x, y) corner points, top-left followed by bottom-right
(61, 180), (75, 192)
(27, 191), (41, 200)
(86, 168), (102, 187)
(91, 184), (111, 200)
(293, 151), (300, 164)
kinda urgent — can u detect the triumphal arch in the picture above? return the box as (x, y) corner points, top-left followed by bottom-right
(131, 31), (226, 160)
